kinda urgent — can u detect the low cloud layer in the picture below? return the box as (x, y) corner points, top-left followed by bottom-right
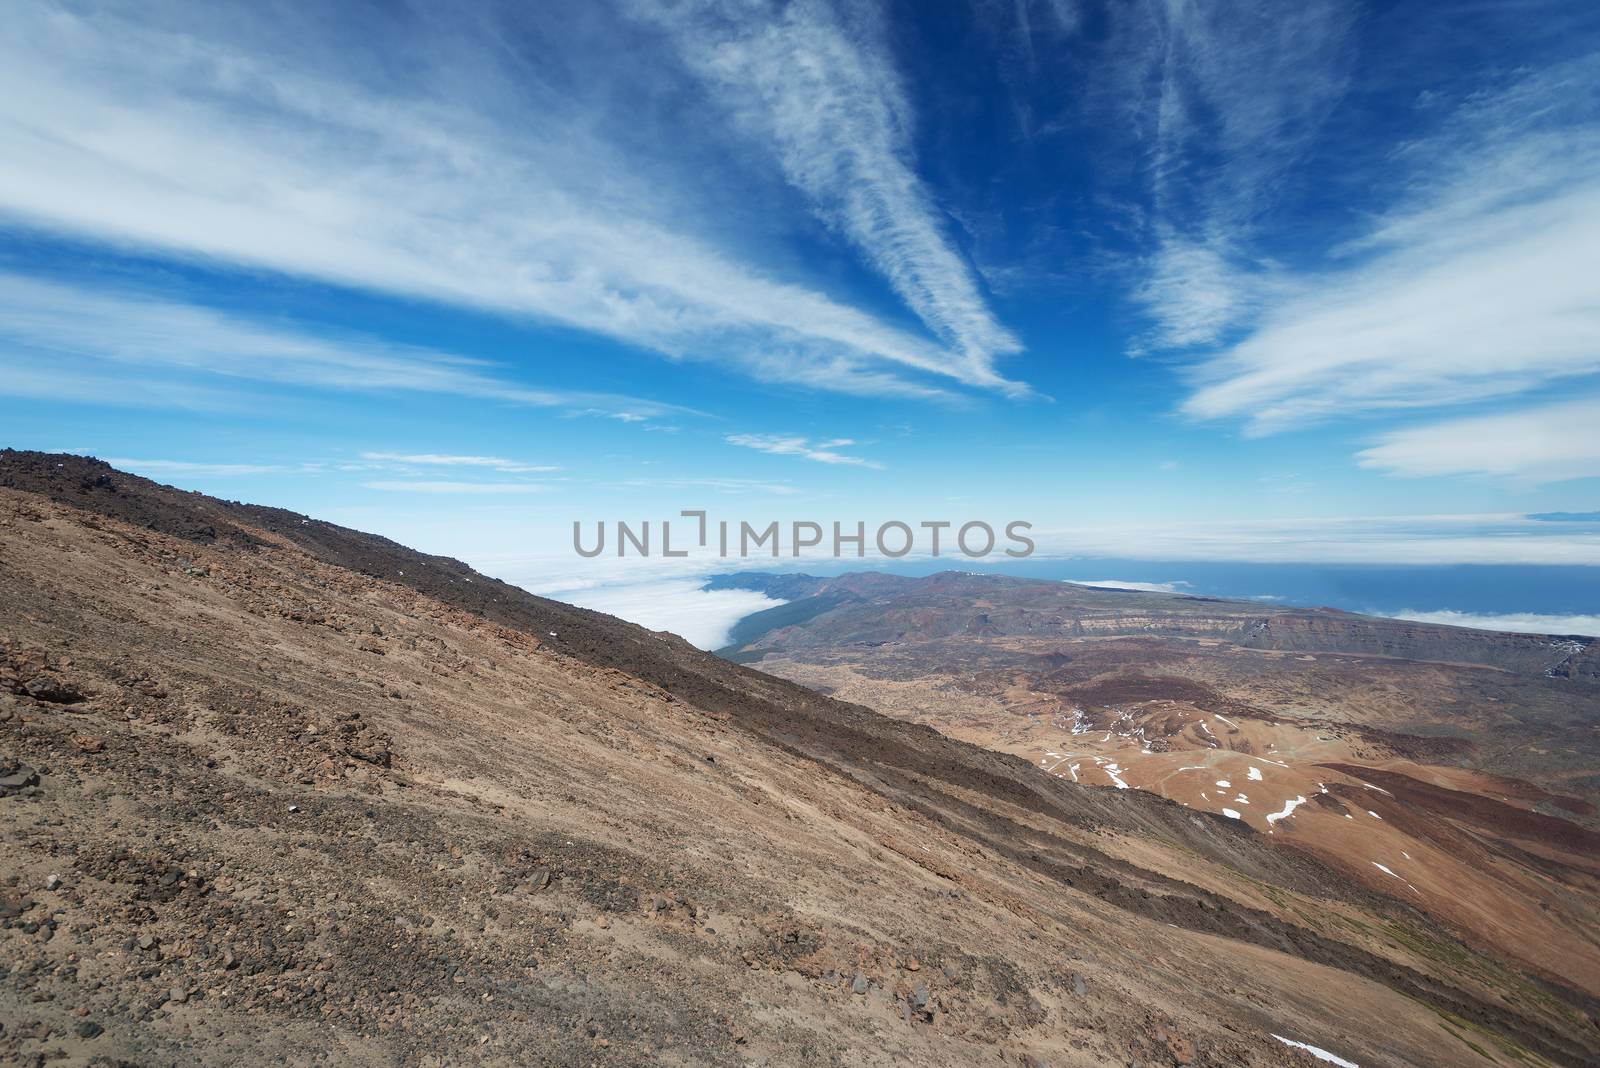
(1388, 609), (1599, 638)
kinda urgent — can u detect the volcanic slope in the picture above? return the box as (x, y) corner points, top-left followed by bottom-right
(0, 453), (1595, 1067)
(715, 570), (1600, 1009)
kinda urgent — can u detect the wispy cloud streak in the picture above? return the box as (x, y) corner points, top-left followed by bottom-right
(1181, 59), (1600, 437)
(0, 272), (675, 416)
(629, 0), (1024, 392)
(1118, 0), (1355, 348)
(0, 2), (1018, 399)
(104, 459), (301, 477)
(1356, 395), (1600, 485)
(724, 432), (881, 467)
(360, 453), (560, 473)
(361, 481), (554, 495)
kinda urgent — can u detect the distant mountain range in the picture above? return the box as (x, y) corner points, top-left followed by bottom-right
(713, 568), (1600, 1023)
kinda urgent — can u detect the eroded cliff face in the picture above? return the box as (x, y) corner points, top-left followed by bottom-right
(1, 453), (1596, 1067)
(1234, 614), (1594, 678)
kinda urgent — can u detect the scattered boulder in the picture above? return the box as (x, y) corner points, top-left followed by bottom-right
(346, 739), (391, 767)
(0, 760), (39, 795)
(22, 675), (85, 704)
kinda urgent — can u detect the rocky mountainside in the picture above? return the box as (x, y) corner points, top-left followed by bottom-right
(1, 452), (1597, 1067)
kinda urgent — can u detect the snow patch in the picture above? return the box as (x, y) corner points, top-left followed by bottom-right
(1247, 766), (1263, 781)
(1222, 808), (1242, 819)
(1271, 1034), (1360, 1067)
(1266, 796), (1307, 825)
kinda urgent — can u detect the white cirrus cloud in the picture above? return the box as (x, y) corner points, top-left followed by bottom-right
(1115, 1), (1356, 349)
(724, 433), (882, 468)
(1179, 58), (1600, 436)
(0, 272), (676, 418)
(104, 458), (298, 477)
(360, 452), (560, 473)
(614, 478), (799, 495)
(361, 480), (555, 495)
(0, 2), (1017, 399)
(1356, 395), (1600, 485)
(626, 0), (1024, 393)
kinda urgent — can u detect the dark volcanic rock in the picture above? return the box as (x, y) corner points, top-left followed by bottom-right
(22, 676), (85, 704)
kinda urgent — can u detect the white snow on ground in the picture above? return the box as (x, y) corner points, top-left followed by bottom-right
(1234, 795), (1249, 804)
(1176, 765), (1208, 772)
(1266, 796), (1307, 825)
(1361, 782), (1392, 795)
(1270, 1034), (1360, 1067)
(1247, 766), (1263, 781)
(1103, 763), (1130, 789)
(1367, 810), (1383, 820)
(1373, 862), (1422, 894)
(1216, 780), (1231, 788)
(1069, 763), (1080, 782)
(1213, 713), (1236, 727)
(1222, 808), (1242, 819)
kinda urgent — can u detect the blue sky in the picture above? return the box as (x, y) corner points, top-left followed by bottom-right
(3, 0), (1598, 632)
